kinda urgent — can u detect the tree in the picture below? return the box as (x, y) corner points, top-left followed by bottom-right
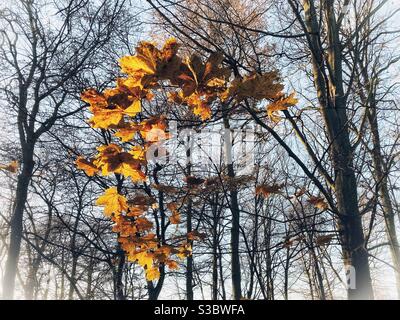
(0, 0), (133, 299)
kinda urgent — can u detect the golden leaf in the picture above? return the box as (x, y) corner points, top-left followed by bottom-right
(267, 92), (298, 122)
(187, 230), (207, 241)
(75, 157), (99, 176)
(124, 100), (141, 116)
(177, 243), (192, 260)
(94, 144), (146, 182)
(96, 187), (128, 217)
(112, 218), (137, 237)
(165, 260), (179, 270)
(128, 250), (154, 270)
(225, 71), (283, 102)
(135, 217), (154, 232)
(255, 183), (284, 198)
(145, 266), (160, 281)
(0, 160), (19, 173)
(307, 196), (329, 210)
(115, 125), (138, 142)
(119, 55), (156, 77)
(81, 89), (107, 108)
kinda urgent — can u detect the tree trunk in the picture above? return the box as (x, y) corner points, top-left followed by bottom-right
(301, 0), (374, 299)
(223, 116), (242, 300)
(185, 138), (194, 300)
(147, 267), (165, 300)
(211, 197), (219, 300)
(3, 145), (34, 299)
(68, 204), (83, 300)
(25, 256), (41, 299)
(115, 248), (126, 300)
(368, 107), (400, 298)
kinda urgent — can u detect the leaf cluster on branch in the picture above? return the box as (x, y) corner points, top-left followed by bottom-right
(76, 38), (297, 281)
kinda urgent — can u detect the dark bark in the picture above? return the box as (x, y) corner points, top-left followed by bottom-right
(368, 107), (400, 298)
(297, 0), (374, 299)
(185, 138), (194, 300)
(223, 114), (242, 300)
(3, 145), (34, 299)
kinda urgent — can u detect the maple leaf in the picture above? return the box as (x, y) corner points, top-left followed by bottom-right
(139, 116), (168, 142)
(203, 51), (231, 86)
(89, 107), (124, 129)
(0, 160), (19, 173)
(112, 218), (137, 237)
(128, 194), (156, 206)
(115, 124), (138, 142)
(124, 100), (142, 116)
(81, 88), (108, 108)
(129, 146), (147, 160)
(187, 230), (207, 241)
(126, 205), (147, 217)
(118, 162), (146, 181)
(307, 196), (329, 210)
(177, 52), (230, 97)
(81, 89), (124, 129)
(177, 243), (192, 260)
(96, 187), (128, 217)
(153, 245), (172, 263)
(255, 183), (284, 198)
(135, 217), (154, 232)
(75, 157), (99, 176)
(103, 87), (140, 113)
(267, 92), (298, 122)
(223, 71), (283, 102)
(145, 266), (160, 281)
(165, 260), (179, 270)
(119, 38), (181, 88)
(167, 203), (181, 224)
(95, 144), (146, 182)
(82, 85), (145, 129)
(129, 250), (154, 269)
(188, 93), (212, 120)
(119, 53), (156, 77)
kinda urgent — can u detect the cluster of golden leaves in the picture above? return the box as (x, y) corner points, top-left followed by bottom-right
(94, 187), (189, 280)
(77, 144), (146, 181)
(76, 38), (298, 281)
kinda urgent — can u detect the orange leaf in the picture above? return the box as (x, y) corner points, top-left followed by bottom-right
(96, 187), (128, 217)
(167, 203), (181, 224)
(267, 92), (298, 122)
(256, 183), (284, 198)
(75, 157), (99, 176)
(0, 160), (19, 173)
(307, 196), (329, 210)
(145, 266), (160, 281)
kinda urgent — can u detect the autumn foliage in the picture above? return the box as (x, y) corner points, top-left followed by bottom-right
(76, 38), (297, 281)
